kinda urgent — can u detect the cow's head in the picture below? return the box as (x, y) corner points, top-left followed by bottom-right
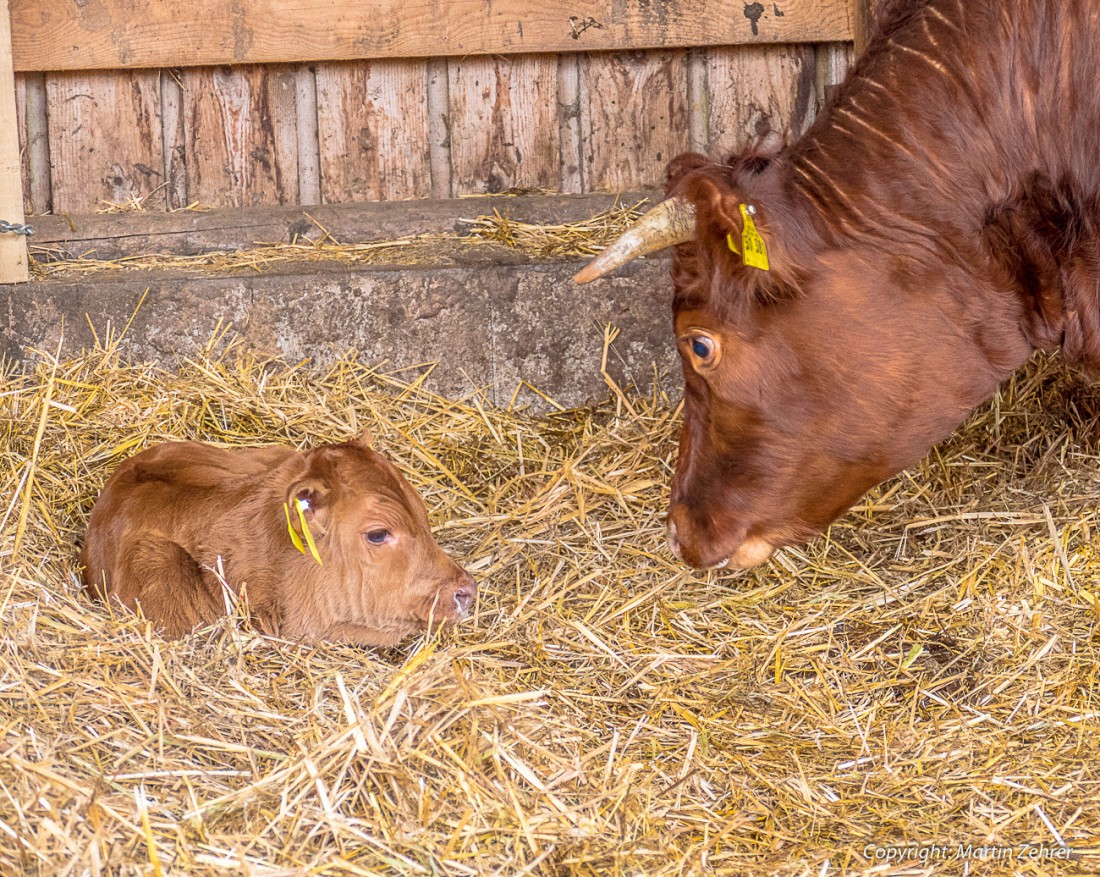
(577, 153), (1036, 569)
(285, 433), (476, 629)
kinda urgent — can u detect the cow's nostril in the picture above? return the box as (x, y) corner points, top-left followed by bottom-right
(453, 588), (473, 614)
(666, 519), (683, 560)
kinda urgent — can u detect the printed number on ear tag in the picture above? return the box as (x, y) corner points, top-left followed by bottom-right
(739, 204), (770, 272)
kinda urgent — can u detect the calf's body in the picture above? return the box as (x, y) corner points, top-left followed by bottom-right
(81, 435), (475, 643)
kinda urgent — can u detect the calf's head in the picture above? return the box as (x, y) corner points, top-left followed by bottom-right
(283, 433), (475, 631)
(579, 153), (1037, 569)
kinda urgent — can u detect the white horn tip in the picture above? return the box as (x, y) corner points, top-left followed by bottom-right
(573, 263), (604, 284)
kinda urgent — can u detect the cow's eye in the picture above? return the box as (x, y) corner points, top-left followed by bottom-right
(691, 335), (715, 360)
(365, 529), (391, 545)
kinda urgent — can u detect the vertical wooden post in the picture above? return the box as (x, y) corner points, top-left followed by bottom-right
(852, 0), (876, 56)
(0, 0), (28, 283)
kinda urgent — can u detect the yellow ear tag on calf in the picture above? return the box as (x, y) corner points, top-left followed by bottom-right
(283, 500), (323, 566)
(739, 203), (770, 271)
(283, 502), (306, 554)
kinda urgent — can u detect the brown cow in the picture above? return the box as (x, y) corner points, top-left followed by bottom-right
(576, 0), (1100, 570)
(81, 433), (476, 643)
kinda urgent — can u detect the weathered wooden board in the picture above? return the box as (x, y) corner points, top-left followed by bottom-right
(853, 0), (877, 53)
(14, 71), (28, 214)
(0, 0), (28, 280)
(22, 73), (49, 214)
(46, 70), (164, 214)
(815, 40), (854, 107)
(704, 44), (816, 157)
(447, 55), (560, 196)
(316, 61), (431, 203)
(294, 67), (321, 205)
(10, 1), (853, 72)
(579, 50), (691, 191)
(179, 65), (300, 208)
(160, 70), (188, 211)
(558, 53), (583, 193)
(426, 59), (451, 200)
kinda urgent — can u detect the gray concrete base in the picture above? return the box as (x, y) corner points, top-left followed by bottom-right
(2, 256), (679, 408)
(4, 194), (684, 408)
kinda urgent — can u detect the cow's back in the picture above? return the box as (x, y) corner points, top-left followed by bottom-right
(793, 0), (1100, 242)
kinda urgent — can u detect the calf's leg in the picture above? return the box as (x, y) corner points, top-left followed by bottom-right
(322, 622), (412, 648)
(111, 537), (228, 638)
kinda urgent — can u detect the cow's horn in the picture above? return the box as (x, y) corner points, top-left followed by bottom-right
(573, 197), (697, 284)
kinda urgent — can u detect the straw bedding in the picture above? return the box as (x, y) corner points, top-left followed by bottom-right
(1, 331), (1099, 875)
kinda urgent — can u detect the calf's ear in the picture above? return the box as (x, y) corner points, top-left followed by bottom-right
(351, 427), (373, 448)
(285, 477), (332, 536)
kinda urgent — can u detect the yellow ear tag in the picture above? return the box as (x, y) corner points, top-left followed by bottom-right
(283, 501), (323, 566)
(725, 232), (741, 255)
(739, 203), (770, 271)
(283, 502), (306, 555)
(295, 498), (323, 566)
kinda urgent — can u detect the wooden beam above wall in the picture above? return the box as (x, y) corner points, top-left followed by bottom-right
(10, 0), (853, 72)
(0, 0), (29, 282)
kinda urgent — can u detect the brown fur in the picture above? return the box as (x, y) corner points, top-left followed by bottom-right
(80, 434), (476, 643)
(664, 0), (1100, 568)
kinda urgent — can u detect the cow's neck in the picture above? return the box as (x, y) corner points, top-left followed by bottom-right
(791, 1), (1095, 246)
(786, 0), (1100, 367)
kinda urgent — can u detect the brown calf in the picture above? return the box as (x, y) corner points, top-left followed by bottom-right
(80, 433), (475, 644)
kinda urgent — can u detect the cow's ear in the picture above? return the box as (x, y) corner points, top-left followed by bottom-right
(351, 427), (373, 449)
(286, 477), (332, 537)
(689, 176), (743, 239)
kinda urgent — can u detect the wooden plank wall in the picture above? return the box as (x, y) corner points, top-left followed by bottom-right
(10, 0), (851, 71)
(15, 44), (854, 215)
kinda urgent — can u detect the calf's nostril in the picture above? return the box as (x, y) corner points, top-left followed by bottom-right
(453, 588), (473, 614)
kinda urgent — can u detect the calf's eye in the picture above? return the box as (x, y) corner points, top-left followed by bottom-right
(691, 336), (714, 360)
(365, 529), (391, 545)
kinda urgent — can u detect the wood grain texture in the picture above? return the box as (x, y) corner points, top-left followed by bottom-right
(295, 66), (320, 205)
(14, 72), (28, 214)
(853, 0), (875, 54)
(46, 70), (164, 214)
(557, 54), (583, 193)
(579, 50), (691, 191)
(815, 41), (853, 108)
(426, 58), (452, 200)
(447, 55), (560, 196)
(705, 44), (816, 158)
(0, 0), (28, 280)
(180, 65), (299, 208)
(687, 49), (709, 153)
(10, 0), (853, 72)
(316, 61), (431, 203)
(23, 75), (48, 211)
(160, 69), (187, 210)
(19, 71), (52, 214)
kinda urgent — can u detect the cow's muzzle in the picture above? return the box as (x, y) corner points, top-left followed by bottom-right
(666, 505), (775, 570)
